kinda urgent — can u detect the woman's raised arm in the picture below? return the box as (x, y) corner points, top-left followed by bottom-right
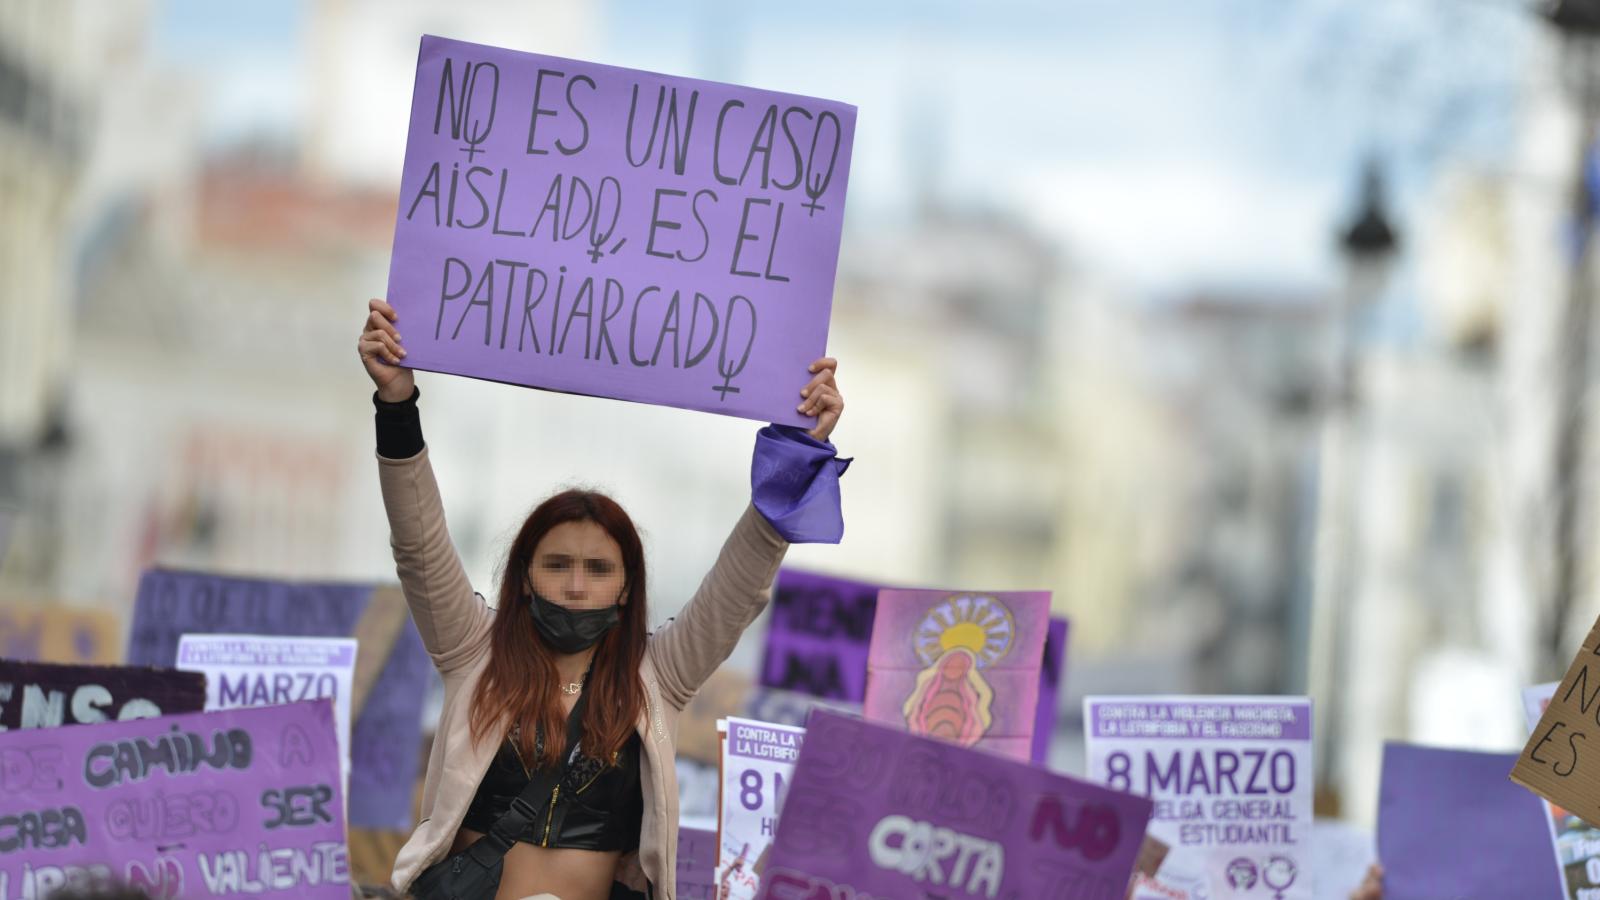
(361, 298), (491, 673)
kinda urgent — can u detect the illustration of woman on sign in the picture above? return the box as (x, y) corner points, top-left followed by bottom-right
(901, 594), (1015, 746)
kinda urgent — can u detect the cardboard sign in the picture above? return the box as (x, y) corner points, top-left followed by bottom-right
(177, 635), (359, 807)
(1379, 743), (1562, 899)
(760, 570), (882, 702)
(127, 569), (432, 830)
(1033, 617), (1070, 765)
(864, 589), (1051, 761)
(1524, 682), (1600, 897)
(1084, 696), (1314, 900)
(0, 701), (350, 899)
(717, 716), (805, 898)
(678, 825), (717, 900)
(0, 661), (206, 730)
(387, 35), (856, 425)
(1515, 613), (1600, 831)
(0, 605), (121, 664)
(758, 709), (1153, 900)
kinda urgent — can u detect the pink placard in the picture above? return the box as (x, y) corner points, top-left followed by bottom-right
(864, 588), (1051, 761)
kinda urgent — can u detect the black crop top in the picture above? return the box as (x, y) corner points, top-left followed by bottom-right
(462, 717), (644, 852)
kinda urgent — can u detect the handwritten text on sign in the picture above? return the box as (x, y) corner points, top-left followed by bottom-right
(386, 36), (856, 425)
(1514, 613), (1600, 827)
(128, 569), (433, 831)
(758, 709), (1153, 900)
(0, 701), (349, 899)
(177, 635), (359, 808)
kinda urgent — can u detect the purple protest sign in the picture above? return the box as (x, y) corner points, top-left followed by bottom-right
(127, 569), (432, 830)
(677, 825), (717, 900)
(759, 709), (1152, 900)
(386, 36), (857, 425)
(1378, 743), (1561, 899)
(0, 701), (349, 899)
(0, 661), (206, 730)
(759, 569), (883, 702)
(864, 589), (1051, 762)
(1032, 618), (1070, 765)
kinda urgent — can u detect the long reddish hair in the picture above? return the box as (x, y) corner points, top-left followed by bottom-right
(469, 490), (648, 769)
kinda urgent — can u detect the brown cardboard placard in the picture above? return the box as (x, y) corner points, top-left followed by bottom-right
(1511, 612), (1600, 818)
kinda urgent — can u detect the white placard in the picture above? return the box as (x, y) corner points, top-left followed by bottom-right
(1085, 695), (1315, 900)
(176, 633), (358, 803)
(715, 715), (804, 899)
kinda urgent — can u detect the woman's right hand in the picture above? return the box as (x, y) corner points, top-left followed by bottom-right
(358, 298), (415, 402)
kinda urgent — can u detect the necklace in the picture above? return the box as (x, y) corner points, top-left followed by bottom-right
(561, 679), (584, 695)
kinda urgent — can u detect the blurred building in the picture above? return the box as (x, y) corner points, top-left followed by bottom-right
(0, 1), (84, 590)
(1150, 293), (1327, 696)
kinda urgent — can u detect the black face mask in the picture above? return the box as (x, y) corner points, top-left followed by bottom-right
(527, 591), (621, 654)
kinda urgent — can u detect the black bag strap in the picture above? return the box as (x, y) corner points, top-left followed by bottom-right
(466, 686), (590, 868)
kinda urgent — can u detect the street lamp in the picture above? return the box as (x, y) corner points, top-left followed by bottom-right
(1311, 158), (1399, 818)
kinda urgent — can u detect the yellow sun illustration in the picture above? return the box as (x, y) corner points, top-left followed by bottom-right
(911, 594), (1016, 668)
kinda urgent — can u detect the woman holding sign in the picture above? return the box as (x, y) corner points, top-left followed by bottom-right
(358, 298), (847, 900)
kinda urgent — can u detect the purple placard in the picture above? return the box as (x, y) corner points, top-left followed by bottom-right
(1031, 617), (1071, 765)
(1088, 699), (1312, 741)
(864, 589), (1051, 762)
(386, 35), (857, 425)
(0, 701), (349, 899)
(759, 569), (882, 702)
(678, 826), (717, 900)
(127, 569), (432, 830)
(0, 661), (207, 730)
(759, 709), (1152, 899)
(1377, 743), (1561, 899)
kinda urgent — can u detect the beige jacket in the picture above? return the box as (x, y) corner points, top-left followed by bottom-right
(378, 447), (788, 898)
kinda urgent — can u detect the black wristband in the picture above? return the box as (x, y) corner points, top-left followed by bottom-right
(374, 387), (424, 459)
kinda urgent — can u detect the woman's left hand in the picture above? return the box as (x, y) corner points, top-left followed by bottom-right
(798, 357), (844, 442)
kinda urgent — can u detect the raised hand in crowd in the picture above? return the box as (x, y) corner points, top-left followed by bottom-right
(357, 298), (413, 403)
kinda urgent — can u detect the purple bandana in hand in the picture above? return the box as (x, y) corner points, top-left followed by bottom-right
(751, 425), (850, 543)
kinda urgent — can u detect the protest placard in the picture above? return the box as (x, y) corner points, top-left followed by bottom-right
(0, 660), (206, 730)
(678, 825), (717, 900)
(0, 605), (121, 664)
(1084, 695), (1314, 900)
(758, 708), (1153, 900)
(760, 569), (882, 702)
(127, 569), (432, 829)
(177, 635), (359, 806)
(864, 589), (1051, 761)
(1514, 613), (1600, 832)
(1524, 682), (1600, 897)
(0, 700), (350, 899)
(717, 716), (804, 899)
(1379, 743), (1562, 899)
(1033, 617), (1070, 765)
(387, 35), (857, 425)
